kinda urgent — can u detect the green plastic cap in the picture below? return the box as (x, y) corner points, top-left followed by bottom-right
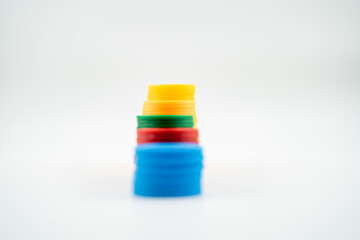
(137, 115), (194, 129)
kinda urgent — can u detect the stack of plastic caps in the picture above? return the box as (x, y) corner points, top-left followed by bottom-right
(134, 84), (203, 197)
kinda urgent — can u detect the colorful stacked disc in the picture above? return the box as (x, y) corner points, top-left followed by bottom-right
(147, 84), (195, 101)
(134, 84), (203, 197)
(142, 101), (197, 125)
(137, 115), (194, 129)
(137, 128), (199, 144)
(143, 84), (197, 126)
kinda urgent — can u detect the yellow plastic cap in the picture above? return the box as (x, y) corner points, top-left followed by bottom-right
(142, 100), (197, 125)
(147, 84), (195, 101)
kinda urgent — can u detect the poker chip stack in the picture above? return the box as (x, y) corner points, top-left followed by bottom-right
(134, 84), (203, 197)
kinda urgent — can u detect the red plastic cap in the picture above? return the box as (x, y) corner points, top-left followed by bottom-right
(137, 128), (199, 144)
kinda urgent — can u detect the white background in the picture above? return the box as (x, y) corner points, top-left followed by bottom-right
(0, 0), (359, 239)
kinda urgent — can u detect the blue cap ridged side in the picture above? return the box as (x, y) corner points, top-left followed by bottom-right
(135, 165), (203, 176)
(134, 143), (203, 197)
(135, 173), (202, 185)
(135, 143), (203, 167)
(134, 183), (201, 197)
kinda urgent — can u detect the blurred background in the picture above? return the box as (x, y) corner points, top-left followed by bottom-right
(0, 0), (359, 239)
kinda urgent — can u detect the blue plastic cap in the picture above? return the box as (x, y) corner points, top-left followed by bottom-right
(134, 143), (203, 197)
(134, 183), (201, 197)
(135, 143), (203, 167)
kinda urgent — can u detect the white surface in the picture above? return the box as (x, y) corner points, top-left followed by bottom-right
(1, 161), (359, 240)
(1, 0), (360, 239)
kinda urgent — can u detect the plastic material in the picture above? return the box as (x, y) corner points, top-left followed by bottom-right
(142, 100), (196, 124)
(147, 84), (195, 101)
(135, 165), (203, 176)
(135, 174), (201, 185)
(137, 128), (199, 144)
(135, 143), (203, 167)
(137, 115), (194, 129)
(134, 84), (202, 197)
(133, 143), (203, 197)
(142, 100), (195, 115)
(134, 183), (201, 197)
